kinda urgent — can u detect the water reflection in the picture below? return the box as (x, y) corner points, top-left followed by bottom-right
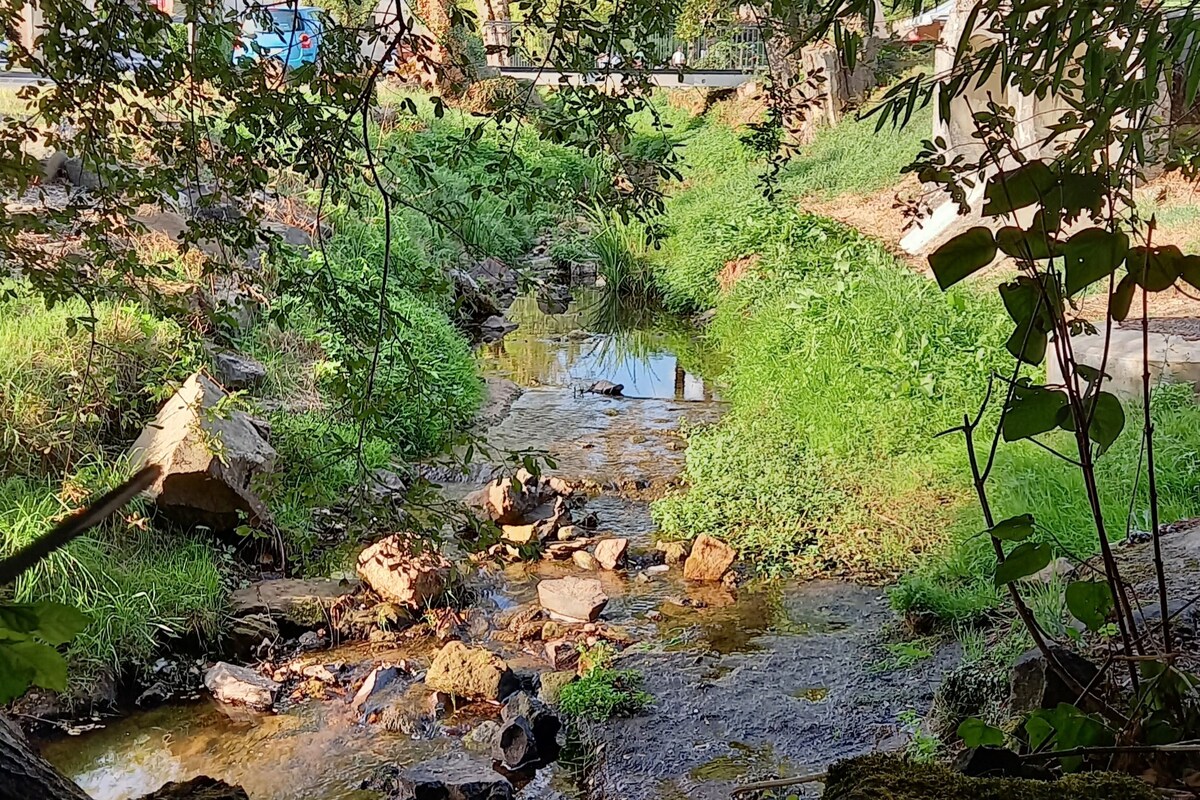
(481, 292), (720, 401)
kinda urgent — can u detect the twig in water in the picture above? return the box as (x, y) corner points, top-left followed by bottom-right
(730, 772), (827, 797)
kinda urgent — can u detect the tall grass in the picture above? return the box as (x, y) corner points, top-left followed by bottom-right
(1, 465), (226, 688)
(893, 383), (1200, 623)
(0, 285), (197, 476)
(651, 211), (1012, 576)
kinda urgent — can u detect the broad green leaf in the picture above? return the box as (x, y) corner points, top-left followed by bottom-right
(5, 640), (68, 692)
(929, 227), (997, 290)
(989, 514), (1035, 542)
(0, 646), (35, 704)
(1110, 275), (1136, 321)
(1025, 712), (1054, 750)
(995, 542), (1052, 585)
(996, 226), (1055, 260)
(1056, 173), (1106, 219)
(1088, 392), (1125, 454)
(1026, 703), (1113, 771)
(1003, 381), (1068, 441)
(1061, 229), (1128, 296)
(958, 717), (1005, 747)
(1127, 246), (1183, 292)
(999, 277), (1056, 365)
(29, 602), (90, 646)
(0, 605), (41, 638)
(1065, 580), (1112, 631)
(983, 161), (1057, 216)
(1179, 255), (1200, 292)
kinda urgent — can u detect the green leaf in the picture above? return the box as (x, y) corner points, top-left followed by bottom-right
(1003, 381), (1068, 441)
(1026, 703), (1113, 771)
(1110, 275), (1136, 321)
(989, 514), (1035, 542)
(995, 542), (1053, 585)
(28, 603), (90, 646)
(958, 717), (1005, 747)
(1055, 173), (1106, 219)
(1065, 581), (1113, 631)
(1061, 229), (1128, 296)
(996, 226), (1055, 260)
(999, 278), (1048, 365)
(1088, 392), (1125, 454)
(929, 227), (997, 290)
(4, 640), (68, 692)
(1127, 246), (1183, 292)
(983, 161), (1057, 216)
(0, 646), (35, 704)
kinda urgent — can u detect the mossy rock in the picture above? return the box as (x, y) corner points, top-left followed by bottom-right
(825, 754), (1156, 800)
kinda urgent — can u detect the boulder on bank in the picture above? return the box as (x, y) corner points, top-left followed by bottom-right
(1009, 646), (1100, 714)
(425, 641), (517, 702)
(683, 534), (736, 582)
(212, 351), (267, 391)
(128, 372), (276, 530)
(356, 534), (451, 610)
(203, 662), (279, 710)
(538, 576), (608, 623)
(230, 578), (355, 630)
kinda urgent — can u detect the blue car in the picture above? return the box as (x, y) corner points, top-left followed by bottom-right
(234, 5), (330, 70)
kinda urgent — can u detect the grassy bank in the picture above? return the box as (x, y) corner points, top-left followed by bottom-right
(646, 99), (1200, 603)
(894, 384), (1200, 623)
(645, 104), (1011, 576)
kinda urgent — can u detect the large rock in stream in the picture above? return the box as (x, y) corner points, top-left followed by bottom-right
(683, 534), (736, 582)
(537, 576), (608, 623)
(356, 534), (451, 610)
(128, 372), (276, 530)
(138, 777), (249, 800)
(364, 753), (512, 800)
(464, 473), (540, 525)
(203, 662), (279, 710)
(425, 642), (517, 702)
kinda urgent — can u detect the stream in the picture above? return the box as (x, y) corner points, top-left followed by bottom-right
(39, 291), (954, 799)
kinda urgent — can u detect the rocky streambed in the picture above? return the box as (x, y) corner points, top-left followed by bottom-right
(37, 292), (953, 799)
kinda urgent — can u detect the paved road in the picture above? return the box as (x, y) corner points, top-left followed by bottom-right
(0, 70), (46, 87)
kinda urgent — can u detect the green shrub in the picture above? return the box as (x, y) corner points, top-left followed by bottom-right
(651, 211), (1011, 577)
(558, 666), (653, 720)
(259, 412), (394, 568)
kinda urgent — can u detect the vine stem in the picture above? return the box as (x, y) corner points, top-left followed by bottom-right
(962, 414), (1127, 726)
(1141, 227), (1173, 657)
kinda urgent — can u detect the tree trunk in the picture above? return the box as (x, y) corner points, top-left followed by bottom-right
(475, 0), (510, 67)
(0, 715), (90, 800)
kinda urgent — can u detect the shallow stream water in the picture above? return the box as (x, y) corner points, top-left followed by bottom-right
(40, 291), (951, 799)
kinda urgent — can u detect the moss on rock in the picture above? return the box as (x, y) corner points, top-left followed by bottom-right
(824, 754), (1157, 800)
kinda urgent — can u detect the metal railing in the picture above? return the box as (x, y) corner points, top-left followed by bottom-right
(484, 22), (766, 73)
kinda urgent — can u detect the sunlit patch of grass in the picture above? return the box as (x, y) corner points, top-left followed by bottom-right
(1, 464), (227, 690)
(893, 383), (1200, 624)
